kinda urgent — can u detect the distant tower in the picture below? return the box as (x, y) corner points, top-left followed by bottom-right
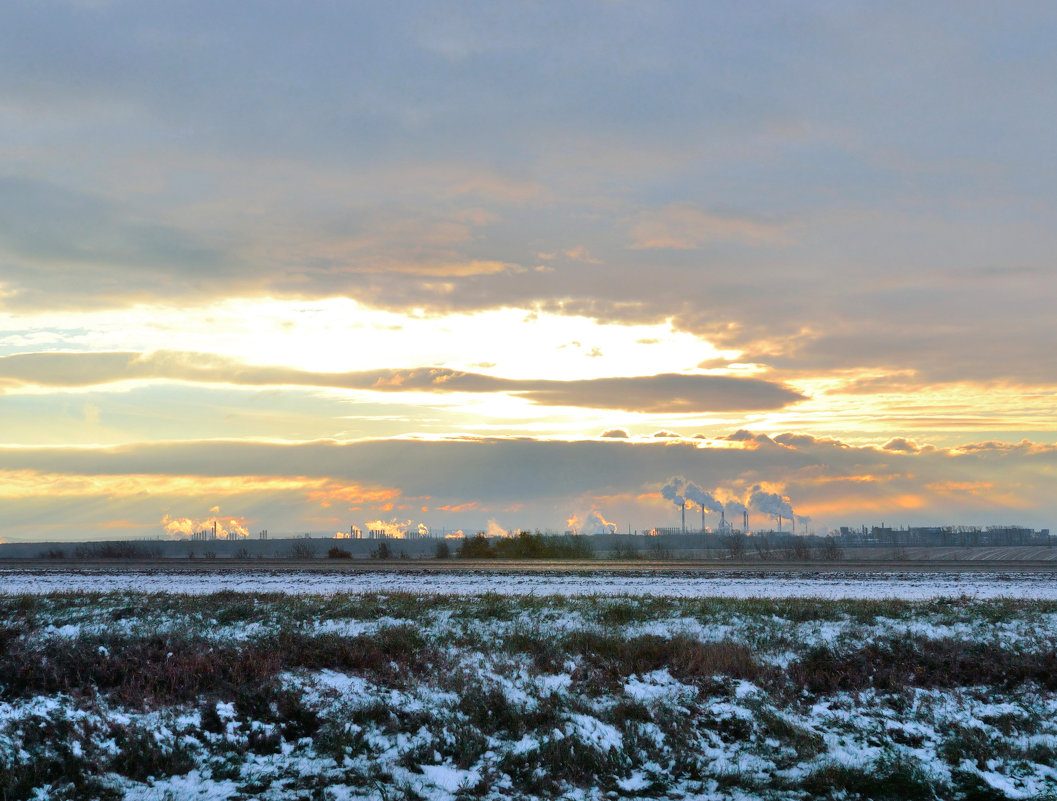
(721, 509), (726, 531)
(743, 510), (748, 532)
(681, 504), (685, 534)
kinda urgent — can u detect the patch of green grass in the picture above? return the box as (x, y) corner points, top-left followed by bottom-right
(940, 723), (1010, 770)
(107, 723), (196, 782)
(498, 735), (629, 795)
(789, 636), (1057, 695)
(0, 710), (119, 801)
(756, 707), (824, 760)
(800, 753), (939, 800)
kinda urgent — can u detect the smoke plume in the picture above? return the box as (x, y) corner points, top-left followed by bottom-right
(364, 519), (413, 538)
(684, 481), (723, 513)
(723, 499), (748, 516)
(585, 509), (617, 534)
(486, 519), (510, 538)
(661, 476), (685, 508)
(749, 485), (795, 520)
(162, 513), (249, 539)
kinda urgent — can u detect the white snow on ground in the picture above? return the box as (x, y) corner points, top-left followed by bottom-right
(624, 670), (696, 703)
(568, 713), (623, 751)
(419, 764), (480, 794)
(6, 587), (1057, 799)
(4, 567), (1057, 598)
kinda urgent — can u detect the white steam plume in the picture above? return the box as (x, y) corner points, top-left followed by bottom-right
(749, 485), (795, 520)
(723, 499), (748, 516)
(162, 513), (249, 540)
(584, 509), (617, 535)
(684, 481), (723, 513)
(661, 476), (686, 508)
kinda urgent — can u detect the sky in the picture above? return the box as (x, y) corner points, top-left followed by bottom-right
(2, 1), (1057, 541)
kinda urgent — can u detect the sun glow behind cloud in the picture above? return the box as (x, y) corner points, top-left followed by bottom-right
(0, 299), (733, 380)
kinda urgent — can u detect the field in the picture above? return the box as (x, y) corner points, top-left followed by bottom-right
(3, 574), (1057, 799)
(5, 565), (1057, 599)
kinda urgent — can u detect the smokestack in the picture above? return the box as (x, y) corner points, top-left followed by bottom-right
(721, 509), (726, 531)
(778, 514), (782, 533)
(743, 510), (748, 532)
(681, 503), (685, 534)
(701, 504), (705, 533)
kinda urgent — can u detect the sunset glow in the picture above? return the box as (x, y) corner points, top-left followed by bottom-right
(2, 3), (1056, 540)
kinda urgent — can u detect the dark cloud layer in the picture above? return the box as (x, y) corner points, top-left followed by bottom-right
(0, 351), (806, 413)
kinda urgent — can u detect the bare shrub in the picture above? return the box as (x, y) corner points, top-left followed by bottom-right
(818, 536), (843, 561)
(371, 542), (393, 559)
(722, 533), (747, 560)
(73, 542), (161, 560)
(289, 540), (317, 560)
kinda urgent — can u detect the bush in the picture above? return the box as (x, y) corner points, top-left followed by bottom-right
(328, 546), (352, 559)
(457, 534), (494, 559)
(289, 540), (316, 560)
(458, 532), (594, 560)
(435, 541), (451, 559)
(72, 542), (161, 560)
(372, 542), (393, 559)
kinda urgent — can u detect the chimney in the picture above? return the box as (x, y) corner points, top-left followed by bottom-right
(743, 510), (748, 532)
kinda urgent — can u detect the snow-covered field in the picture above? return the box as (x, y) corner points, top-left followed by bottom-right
(3, 590), (1057, 799)
(3, 567), (1057, 599)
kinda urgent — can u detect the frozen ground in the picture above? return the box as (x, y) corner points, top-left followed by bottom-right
(2, 567), (1057, 599)
(2, 591), (1057, 799)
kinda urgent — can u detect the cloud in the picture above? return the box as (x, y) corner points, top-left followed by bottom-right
(628, 204), (789, 250)
(0, 176), (236, 308)
(512, 375), (806, 413)
(563, 246), (601, 263)
(0, 352), (808, 413)
(599, 428), (629, 438)
(882, 437), (922, 453)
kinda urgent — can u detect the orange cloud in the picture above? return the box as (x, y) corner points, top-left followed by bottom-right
(304, 483), (400, 508)
(0, 470), (403, 513)
(925, 481), (995, 494)
(437, 501), (481, 513)
(796, 493), (926, 517)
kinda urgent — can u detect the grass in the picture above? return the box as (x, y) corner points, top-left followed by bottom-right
(801, 753), (938, 800)
(789, 635), (1057, 693)
(3, 591), (1057, 799)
